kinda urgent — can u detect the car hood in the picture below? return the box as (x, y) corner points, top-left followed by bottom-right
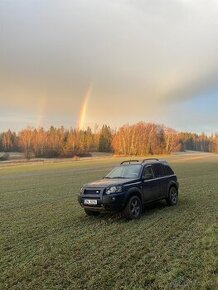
(85, 178), (139, 188)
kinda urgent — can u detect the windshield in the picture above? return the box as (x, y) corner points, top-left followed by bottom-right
(105, 165), (141, 179)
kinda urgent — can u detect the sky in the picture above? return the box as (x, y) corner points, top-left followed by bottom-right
(0, 0), (218, 134)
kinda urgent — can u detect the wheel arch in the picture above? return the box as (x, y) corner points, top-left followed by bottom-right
(167, 181), (178, 193)
(125, 187), (143, 206)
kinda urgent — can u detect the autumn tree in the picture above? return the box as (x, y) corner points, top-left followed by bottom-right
(46, 126), (65, 157)
(32, 128), (47, 157)
(98, 125), (112, 152)
(18, 128), (34, 159)
(1, 123), (217, 158)
(112, 123), (171, 155)
(164, 128), (180, 153)
(0, 130), (17, 151)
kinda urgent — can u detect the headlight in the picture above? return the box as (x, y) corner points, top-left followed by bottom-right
(105, 186), (122, 195)
(80, 187), (84, 193)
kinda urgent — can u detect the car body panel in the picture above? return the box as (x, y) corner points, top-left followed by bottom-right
(84, 178), (138, 188)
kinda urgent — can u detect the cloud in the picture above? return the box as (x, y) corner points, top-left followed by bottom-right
(0, 0), (218, 129)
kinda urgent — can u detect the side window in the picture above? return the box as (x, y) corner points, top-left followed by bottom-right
(164, 165), (174, 176)
(142, 166), (154, 180)
(152, 164), (164, 178)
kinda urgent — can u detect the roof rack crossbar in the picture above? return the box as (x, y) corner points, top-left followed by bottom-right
(142, 158), (159, 162)
(120, 160), (139, 165)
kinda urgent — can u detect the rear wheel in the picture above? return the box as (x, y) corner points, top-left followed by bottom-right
(84, 209), (100, 216)
(122, 195), (142, 220)
(166, 186), (178, 206)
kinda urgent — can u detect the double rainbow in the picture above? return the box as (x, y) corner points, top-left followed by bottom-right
(35, 84), (92, 130)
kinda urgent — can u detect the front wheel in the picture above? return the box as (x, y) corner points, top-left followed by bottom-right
(84, 209), (100, 216)
(122, 195), (142, 220)
(166, 186), (178, 206)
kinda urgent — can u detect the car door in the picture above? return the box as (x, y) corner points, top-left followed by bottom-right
(142, 165), (160, 203)
(151, 163), (166, 198)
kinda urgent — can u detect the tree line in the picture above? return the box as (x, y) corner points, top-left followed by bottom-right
(0, 123), (217, 159)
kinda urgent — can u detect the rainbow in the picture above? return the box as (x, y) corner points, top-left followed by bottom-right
(78, 83), (92, 130)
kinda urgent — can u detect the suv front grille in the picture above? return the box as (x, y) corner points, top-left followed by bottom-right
(84, 189), (101, 195)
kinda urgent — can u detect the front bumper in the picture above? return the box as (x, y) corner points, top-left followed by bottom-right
(78, 192), (127, 212)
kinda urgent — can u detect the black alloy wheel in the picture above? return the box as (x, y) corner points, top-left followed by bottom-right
(166, 186), (178, 206)
(123, 195), (142, 220)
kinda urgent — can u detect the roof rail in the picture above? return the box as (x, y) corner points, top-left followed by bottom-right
(142, 158), (159, 163)
(120, 160), (139, 165)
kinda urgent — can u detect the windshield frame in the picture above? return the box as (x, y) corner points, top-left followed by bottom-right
(104, 164), (142, 179)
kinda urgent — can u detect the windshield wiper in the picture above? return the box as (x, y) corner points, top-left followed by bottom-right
(110, 176), (126, 179)
(104, 176), (111, 179)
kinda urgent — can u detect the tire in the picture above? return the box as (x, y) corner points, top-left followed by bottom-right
(84, 209), (100, 216)
(166, 186), (178, 206)
(122, 195), (142, 220)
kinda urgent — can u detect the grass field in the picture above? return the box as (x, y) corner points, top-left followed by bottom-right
(0, 153), (217, 290)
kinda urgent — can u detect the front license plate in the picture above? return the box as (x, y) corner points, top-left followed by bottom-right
(84, 199), (98, 205)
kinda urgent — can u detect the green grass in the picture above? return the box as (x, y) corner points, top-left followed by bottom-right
(0, 154), (217, 290)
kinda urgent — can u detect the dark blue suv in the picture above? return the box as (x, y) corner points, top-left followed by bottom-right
(78, 158), (179, 220)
